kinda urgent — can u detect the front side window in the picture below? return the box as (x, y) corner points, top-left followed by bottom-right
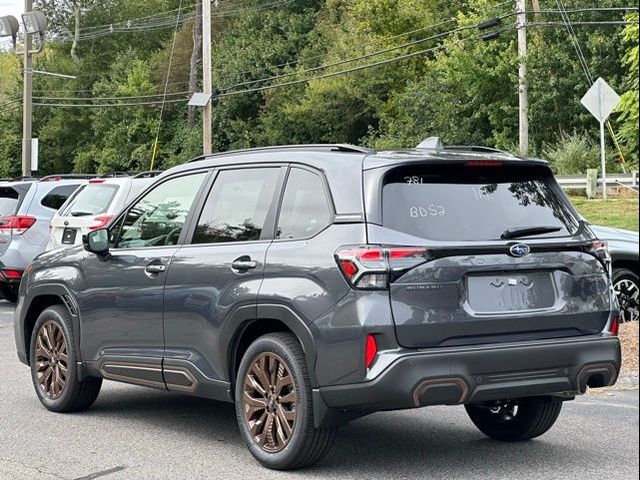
(114, 173), (206, 249)
(276, 168), (332, 239)
(193, 168), (280, 244)
(41, 185), (80, 210)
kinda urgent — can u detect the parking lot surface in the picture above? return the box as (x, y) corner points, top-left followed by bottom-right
(0, 301), (638, 480)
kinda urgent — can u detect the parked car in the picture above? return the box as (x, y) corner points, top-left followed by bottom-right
(47, 172), (161, 251)
(0, 176), (90, 302)
(14, 141), (620, 470)
(590, 225), (639, 323)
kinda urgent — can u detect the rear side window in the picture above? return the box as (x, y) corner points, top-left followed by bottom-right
(40, 185), (80, 210)
(276, 168), (332, 239)
(0, 187), (20, 216)
(193, 168), (280, 244)
(382, 164), (579, 241)
(60, 184), (119, 216)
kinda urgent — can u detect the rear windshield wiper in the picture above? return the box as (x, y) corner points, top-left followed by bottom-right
(501, 225), (562, 239)
(70, 211), (93, 217)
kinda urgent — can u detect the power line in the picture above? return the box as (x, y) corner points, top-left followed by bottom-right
(33, 97), (189, 108)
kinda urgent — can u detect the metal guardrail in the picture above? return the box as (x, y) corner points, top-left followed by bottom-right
(556, 172), (639, 190)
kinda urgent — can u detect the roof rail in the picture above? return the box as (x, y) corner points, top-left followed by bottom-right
(444, 145), (516, 156)
(188, 144), (373, 163)
(39, 174), (98, 182)
(98, 171), (130, 178)
(132, 170), (162, 179)
(10, 176), (37, 182)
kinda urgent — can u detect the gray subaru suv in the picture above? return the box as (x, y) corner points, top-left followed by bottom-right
(13, 141), (621, 470)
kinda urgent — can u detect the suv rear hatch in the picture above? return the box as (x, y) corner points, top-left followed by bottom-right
(363, 159), (611, 348)
(0, 183), (32, 256)
(50, 182), (120, 247)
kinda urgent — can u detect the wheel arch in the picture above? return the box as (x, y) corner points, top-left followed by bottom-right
(223, 304), (318, 395)
(20, 284), (80, 366)
(611, 259), (639, 277)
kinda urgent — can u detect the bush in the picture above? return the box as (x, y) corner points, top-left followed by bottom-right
(542, 133), (619, 175)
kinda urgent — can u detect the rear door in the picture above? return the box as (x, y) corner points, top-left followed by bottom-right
(163, 166), (283, 389)
(366, 161), (610, 348)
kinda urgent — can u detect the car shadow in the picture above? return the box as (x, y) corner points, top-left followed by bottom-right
(84, 385), (600, 478)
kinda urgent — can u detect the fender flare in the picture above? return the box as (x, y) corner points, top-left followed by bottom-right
(20, 283), (82, 365)
(219, 303), (319, 387)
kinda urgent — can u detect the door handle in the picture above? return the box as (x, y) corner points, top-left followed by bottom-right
(231, 256), (257, 272)
(145, 263), (167, 274)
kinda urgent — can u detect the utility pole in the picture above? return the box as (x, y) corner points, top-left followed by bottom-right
(22, 0), (33, 177)
(188, 1), (203, 128)
(516, 0), (528, 157)
(202, 0), (212, 155)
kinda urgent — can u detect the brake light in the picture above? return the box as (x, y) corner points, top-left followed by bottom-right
(464, 161), (503, 167)
(1, 269), (22, 279)
(590, 240), (611, 272)
(89, 179), (105, 184)
(0, 215), (37, 235)
(89, 215), (113, 230)
(365, 334), (377, 369)
(335, 246), (429, 289)
(608, 314), (619, 336)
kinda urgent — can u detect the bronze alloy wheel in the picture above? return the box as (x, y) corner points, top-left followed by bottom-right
(242, 352), (298, 453)
(35, 321), (69, 400)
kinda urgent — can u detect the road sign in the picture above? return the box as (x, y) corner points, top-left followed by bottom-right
(580, 78), (621, 200)
(581, 78), (620, 123)
(31, 138), (38, 171)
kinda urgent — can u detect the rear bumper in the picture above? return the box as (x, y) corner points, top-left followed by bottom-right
(315, 335), (620, 423)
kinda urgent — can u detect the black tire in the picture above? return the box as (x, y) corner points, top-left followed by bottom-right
(612, 268), (639, 323)
(465, 396), (562, 442)
(29, 305), (102, 412)
(235, 332), (336, 470)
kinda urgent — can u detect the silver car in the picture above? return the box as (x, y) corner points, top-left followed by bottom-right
(0, 176), (88, 301)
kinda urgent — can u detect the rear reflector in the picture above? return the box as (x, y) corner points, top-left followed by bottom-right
(89, 214), (113, 230)
(609, 315), (619, 337)
(365, 334), (377, 368)
(0, 215), (37, 235)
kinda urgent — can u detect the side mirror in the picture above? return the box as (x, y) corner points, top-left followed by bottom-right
(83, 228), (110, 255)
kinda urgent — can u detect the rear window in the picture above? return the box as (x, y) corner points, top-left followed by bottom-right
(40, 185), (80, 210)
(0, 187), (21, 216)
(382, 164), (579, 241)
(60, 184), (119, 216)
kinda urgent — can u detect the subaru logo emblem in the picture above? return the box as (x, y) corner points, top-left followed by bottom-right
(509, 243), (530, 257)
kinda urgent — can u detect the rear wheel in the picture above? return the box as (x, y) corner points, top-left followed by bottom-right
(29, 305), (102, 412)
(465, 396), (562, 441)
(235, 332), (336, 470)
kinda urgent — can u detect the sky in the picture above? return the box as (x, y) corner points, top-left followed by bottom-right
(0, 0), (22, 20)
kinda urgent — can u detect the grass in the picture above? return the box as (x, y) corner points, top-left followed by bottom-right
(569, 196), (639, 232)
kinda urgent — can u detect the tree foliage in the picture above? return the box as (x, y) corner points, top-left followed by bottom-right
(0, 0), (638, 176)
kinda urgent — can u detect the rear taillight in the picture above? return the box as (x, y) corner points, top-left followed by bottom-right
(335, 246), (429, 289)
(0, 215), (37, 235)
(89, 214), (113, 230)
(0, 269), (22, 279)
(365, 334), (377, 369)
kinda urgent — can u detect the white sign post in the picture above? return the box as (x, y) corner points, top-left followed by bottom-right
(31, 138), (39, 172)
(580, 78), (620, 201)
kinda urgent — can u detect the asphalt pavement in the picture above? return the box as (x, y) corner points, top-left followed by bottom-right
(1, 300), (638, 480)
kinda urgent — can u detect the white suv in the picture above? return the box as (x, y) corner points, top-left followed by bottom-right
(47, 173), (159, 250)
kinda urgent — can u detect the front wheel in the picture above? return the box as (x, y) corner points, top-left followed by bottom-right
(235, 333), (336, 470)
(29, 305), (102, 412)
(465, 396), (562, 442)
(613, 268), (639, 323)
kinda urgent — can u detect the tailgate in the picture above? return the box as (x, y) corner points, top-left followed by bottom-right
(389, 250), (610, 348)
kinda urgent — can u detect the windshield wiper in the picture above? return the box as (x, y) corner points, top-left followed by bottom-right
(70, 211), (93, 217)
(500, 225), (562, 239)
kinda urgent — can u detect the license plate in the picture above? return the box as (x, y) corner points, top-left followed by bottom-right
(61, 228), (77, 245)
(467, 272), (556, 313)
